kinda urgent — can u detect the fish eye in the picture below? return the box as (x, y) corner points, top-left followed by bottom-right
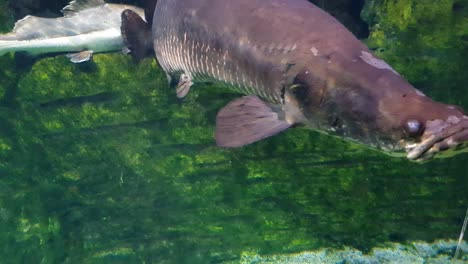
(404, 119), (424, 137)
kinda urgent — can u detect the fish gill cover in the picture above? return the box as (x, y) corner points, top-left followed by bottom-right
(0, 0), (466, 263)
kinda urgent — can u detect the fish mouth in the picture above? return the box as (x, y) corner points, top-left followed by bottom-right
(406, 116), (468, 161)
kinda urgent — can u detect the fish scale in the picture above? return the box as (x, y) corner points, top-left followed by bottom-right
(154, 7), (282, 102)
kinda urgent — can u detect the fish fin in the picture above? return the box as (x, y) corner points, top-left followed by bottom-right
(62, 0), (105, 17)
(215, 95), (291, 147)
(121, 9), (154, 61)
(66, 50), (93, 63)
(9, 15), (40, 34)
(176, 74), (193, 98)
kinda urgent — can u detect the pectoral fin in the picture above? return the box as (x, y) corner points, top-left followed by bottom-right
(66, 50), (93, 63)
(215, 95), (291, 147)
(121, 9), (154, 61)
(176, 74), (193, 98)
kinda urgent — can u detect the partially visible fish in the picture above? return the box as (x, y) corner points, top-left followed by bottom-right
(0, 0), (145, 63)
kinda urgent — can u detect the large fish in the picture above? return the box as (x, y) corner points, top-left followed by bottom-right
(0, 0), (144, 63)
(122, 0), (468, 161)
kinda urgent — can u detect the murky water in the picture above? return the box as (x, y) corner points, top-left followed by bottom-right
(0, 0), (467, 263)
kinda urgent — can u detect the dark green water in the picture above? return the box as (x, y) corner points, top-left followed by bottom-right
(0, 0), (467, 263)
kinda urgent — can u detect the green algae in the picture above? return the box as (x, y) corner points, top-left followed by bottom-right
(0, 1), (467, 263)
(0, 0), (13, 33)
(362, 0), (468, 107)
(1, 53), (467, 262)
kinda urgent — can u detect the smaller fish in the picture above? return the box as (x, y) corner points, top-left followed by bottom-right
(0, 0), (145, 63)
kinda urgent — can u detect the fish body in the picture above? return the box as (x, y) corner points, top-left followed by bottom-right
(125, 0), (468, 161)
(0, 0), (144, 63)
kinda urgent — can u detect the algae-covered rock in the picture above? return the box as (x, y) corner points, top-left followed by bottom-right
(1, 51), (466, 263)
(234, 240), (468, 264)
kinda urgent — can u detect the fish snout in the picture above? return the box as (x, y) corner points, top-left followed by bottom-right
(406, 115), (468, 161)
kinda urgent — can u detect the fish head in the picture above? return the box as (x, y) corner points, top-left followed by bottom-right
(285, 64), (468, 162)
(378, 89), (468, 162)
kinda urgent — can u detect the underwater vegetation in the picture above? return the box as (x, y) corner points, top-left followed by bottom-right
(234, 240), (468, 263)
(0, 0), (466, 263)
(363, 0), (468, 107)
